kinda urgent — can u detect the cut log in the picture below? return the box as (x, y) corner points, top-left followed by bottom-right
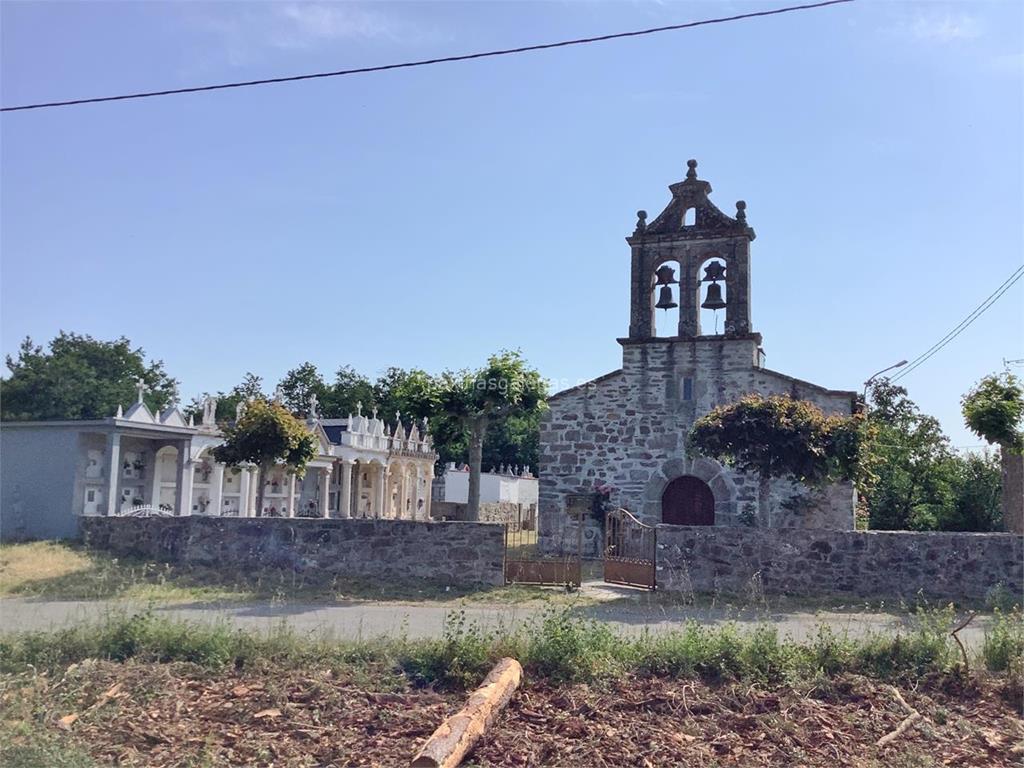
(411, 657), (522, 768)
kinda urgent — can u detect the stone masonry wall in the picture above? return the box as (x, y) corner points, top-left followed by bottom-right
(432, 501), (536, 530)
(80, 516), (505, 586)
(656, 525), (1023, 600)
(539, 336), (856, 556)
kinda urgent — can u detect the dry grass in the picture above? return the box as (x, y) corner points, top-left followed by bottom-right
(0, 541), (94, 592)
(0, 541), (570, 605)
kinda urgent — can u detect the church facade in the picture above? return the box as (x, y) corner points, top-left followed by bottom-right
(539, 161), (857, 555)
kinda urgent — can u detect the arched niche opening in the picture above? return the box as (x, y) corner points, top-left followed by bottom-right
(683, 207), (696, 227)
(652, 261), (680, 337)
(697, 257), (728, 336)
(662, 475), (715, 525)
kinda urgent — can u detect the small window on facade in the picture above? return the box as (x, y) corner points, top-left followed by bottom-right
(682, 377), (693, 401)
(683, 208), (695, 227)
(87, 490), (95, 502)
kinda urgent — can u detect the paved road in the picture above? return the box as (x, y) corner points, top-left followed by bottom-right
(0, 588), (991, 650)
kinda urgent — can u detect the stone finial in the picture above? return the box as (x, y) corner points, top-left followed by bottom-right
(634, 209), (647, 234)
(115, 404), (123, 418)
(686, 159), (698, 180)
(355, 400), (363, 416)
(371, 406), (378, 419)
(135, 377), (147, 404)
(188, 413), (195, 427)
(236, 400), (246, 421)
(736, 199), (747, 223)
(272, 386), (283, 404)
(422, 416), (429, 432)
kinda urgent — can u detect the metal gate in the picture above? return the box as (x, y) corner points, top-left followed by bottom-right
(603, 508), (656, 590)
(504, 507), (583, 587)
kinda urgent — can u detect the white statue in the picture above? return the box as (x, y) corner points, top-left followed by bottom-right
(202, 396), (217, 426)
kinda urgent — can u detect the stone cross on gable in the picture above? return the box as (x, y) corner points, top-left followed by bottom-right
(135, 378), (148, 404)
(355, 400), (363, 416)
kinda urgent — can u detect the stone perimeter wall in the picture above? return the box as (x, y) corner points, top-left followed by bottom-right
(80, 516), (506, 586)
(432, 501), (537, 530)
(656, 525), (1023, 600)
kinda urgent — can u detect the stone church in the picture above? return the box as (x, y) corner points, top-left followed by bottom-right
(539, 160), (857, 555)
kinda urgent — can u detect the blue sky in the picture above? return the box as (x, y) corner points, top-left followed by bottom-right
(2, 0), (1021, 446)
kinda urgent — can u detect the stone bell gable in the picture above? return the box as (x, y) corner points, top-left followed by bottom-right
(539, 160), (856, 556)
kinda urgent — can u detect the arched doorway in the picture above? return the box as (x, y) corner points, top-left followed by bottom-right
(662, 475), (715, 525)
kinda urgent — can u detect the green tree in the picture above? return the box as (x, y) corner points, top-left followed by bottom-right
(185, 372), (264, 424)
(277, 363), (329, 416)
(327, 365), (376, 418)
(1, 332), (178, 421)
(482, 411), (543, 474)
(687, 394), (865, 527)
(862, 381), (958, 530)
(438, 351), (547, 520)
(962, 372), (1024, 533)
(374, 367), (441, 423)
(941, 450), (1002, 532)
(212, 398), (318, 518)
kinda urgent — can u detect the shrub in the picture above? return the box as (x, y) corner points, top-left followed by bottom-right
(982, 608), (1024, 673)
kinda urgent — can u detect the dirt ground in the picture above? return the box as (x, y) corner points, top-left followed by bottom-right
(2, 661), (1021, 767)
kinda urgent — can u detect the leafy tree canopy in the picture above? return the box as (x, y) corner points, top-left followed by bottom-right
(687, 394), (864, 487)
(437, 351), (548, 519)
(212, 398), (317, 473)
(860, 380), (1002, 532)
(962, 372), (1024, 453)
(212, 398), (318, 518)
(185, 372), (264, 424)
(278, 363), (329, 416)
(1, 333), (178, 421)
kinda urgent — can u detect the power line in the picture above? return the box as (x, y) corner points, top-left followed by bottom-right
(891, 264), (1024, 383)
(1, 0), (854, 113)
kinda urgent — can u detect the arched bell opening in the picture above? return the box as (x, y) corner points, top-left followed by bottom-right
(652, 261), (680, 337)
(662, 475), (715, 526)
(696, 257), (728, 336)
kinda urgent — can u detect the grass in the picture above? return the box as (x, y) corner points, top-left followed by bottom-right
(0, 541), (573, 605)
(2, 604), (1021, 691)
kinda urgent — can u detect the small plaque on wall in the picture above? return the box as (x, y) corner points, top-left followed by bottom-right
(565, 493), (597, 519)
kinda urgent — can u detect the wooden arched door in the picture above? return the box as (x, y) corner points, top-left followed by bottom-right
(661, 476), (715, 526)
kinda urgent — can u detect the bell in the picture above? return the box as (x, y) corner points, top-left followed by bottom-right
(654, 265), (678, 286)
(702, 260), (726, 282)
(655, 285), (678, 310)
(701, 282), (726, 311)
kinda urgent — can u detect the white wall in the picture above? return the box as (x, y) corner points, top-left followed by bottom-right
(441, 469), (538, 506)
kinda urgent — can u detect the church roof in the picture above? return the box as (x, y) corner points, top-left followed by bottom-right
(630, 160), (755, 241)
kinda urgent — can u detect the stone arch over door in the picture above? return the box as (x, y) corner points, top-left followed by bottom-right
(642, 456), (736, 525)
(662, 476), (715, 525)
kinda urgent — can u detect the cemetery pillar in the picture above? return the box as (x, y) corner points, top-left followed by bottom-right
(339, 460), (353, 518)
(175, 441), (193, 517)
(105, 432), (122, 516)
(210, 463), (225, 517)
